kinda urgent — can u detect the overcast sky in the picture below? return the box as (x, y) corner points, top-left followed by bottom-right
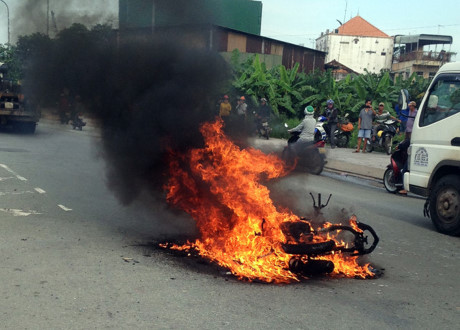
(260, 0), (460, 56)
(0, 0), (458, 56)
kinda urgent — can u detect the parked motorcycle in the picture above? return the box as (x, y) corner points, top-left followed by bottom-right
(282, 128), (326, 175)
(383, 140), (409, 193)
(71, 113), (86, 131)
(366, 119), (398, 155)
(253, 111), (271, 140)
(314, 114), (352, 148)
(336, 114), (354, 148)
(257, 119), (271, 139)
(314, 116), (328, 142)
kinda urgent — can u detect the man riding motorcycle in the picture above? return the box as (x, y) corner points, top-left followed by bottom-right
(288, 105), (316, 147)
(285, 105), (325, 175)
(372, 102), (400, 140)
(322, 99), (338, 148)
(255, 98), (271, 137)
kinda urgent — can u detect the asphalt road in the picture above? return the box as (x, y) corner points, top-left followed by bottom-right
(1, 121), (459, 329)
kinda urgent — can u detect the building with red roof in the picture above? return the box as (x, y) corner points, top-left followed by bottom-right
(316, 15), (394, 75)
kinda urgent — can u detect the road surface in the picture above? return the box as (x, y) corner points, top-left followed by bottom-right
(1, 122), (458, 329)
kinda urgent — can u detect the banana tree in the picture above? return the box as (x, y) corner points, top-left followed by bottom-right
(352, 70), (399, 114)
(300, 69), (356, 116)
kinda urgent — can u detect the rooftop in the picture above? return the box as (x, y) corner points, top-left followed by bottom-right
(337, 15), (389, 38)
(394, 34), (453, 47)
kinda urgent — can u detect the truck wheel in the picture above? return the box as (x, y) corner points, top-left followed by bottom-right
(429, 175), (460, 236)
(26, 123), (36, 134)
(18, 122), (36, 134)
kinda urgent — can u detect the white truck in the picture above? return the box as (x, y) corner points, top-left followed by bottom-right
(403, 62), (460, 235)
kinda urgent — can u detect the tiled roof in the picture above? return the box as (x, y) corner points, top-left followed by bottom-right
(325, 60), (359, 75)
(337, 15), (389, 38)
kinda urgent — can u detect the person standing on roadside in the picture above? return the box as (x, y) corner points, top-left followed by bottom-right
(323, 99), (339, 148)
(405, 101), (418, 140)
(219, 95), (232, 118)
(236, 96), (248, 118)
(354, 99), (374, 153)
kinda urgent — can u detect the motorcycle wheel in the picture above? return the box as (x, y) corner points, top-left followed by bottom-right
(383, 168), (398, 193)
(384, 136), (393, 155)
(336, 134), (349, 148)
(283, 240), (336, 255)
(314, 131), (322, 143)
(306, 149), (324, 175)
(282, 147), (295, 168)
(365, 141), (373, 153)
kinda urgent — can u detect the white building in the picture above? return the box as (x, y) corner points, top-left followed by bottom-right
(316, 16), (394, 74)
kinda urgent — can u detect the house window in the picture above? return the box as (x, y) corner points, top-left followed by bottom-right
(381, 52), (386, 56)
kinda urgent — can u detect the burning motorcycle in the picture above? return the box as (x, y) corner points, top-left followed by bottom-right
(282, 128), (326, 175)
(383, 139), (410, 193)
(282, 215), (379, 276)
(161, 192), (381, 280)
(366, 119), (398, 155)
(161, 120), (381, 282)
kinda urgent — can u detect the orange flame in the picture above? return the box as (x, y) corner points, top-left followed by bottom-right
(165, 119), (373, 283)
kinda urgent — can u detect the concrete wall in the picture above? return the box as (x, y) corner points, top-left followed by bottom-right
(317, 34), (394, 74)
(391, 61), (440, 79)
(219, 52), (283, 69)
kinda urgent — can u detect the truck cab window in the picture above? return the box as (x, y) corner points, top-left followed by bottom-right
(421, 77), (460, 126)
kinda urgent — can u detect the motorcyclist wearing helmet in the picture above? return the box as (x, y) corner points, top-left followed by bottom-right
(255, 98), (271, 136)
(258, 98), (270, 118)
(322, 99), (339, 148)
(288, 105), (316, 143)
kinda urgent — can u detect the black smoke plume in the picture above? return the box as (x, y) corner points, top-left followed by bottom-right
(24, 30), (232, 205)
(12, 0), (117, 41)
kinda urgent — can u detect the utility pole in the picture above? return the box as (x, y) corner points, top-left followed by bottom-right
(51, 10), (58, 35)
(47, 0), (50, 36)
(0, 0), (9, 45)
